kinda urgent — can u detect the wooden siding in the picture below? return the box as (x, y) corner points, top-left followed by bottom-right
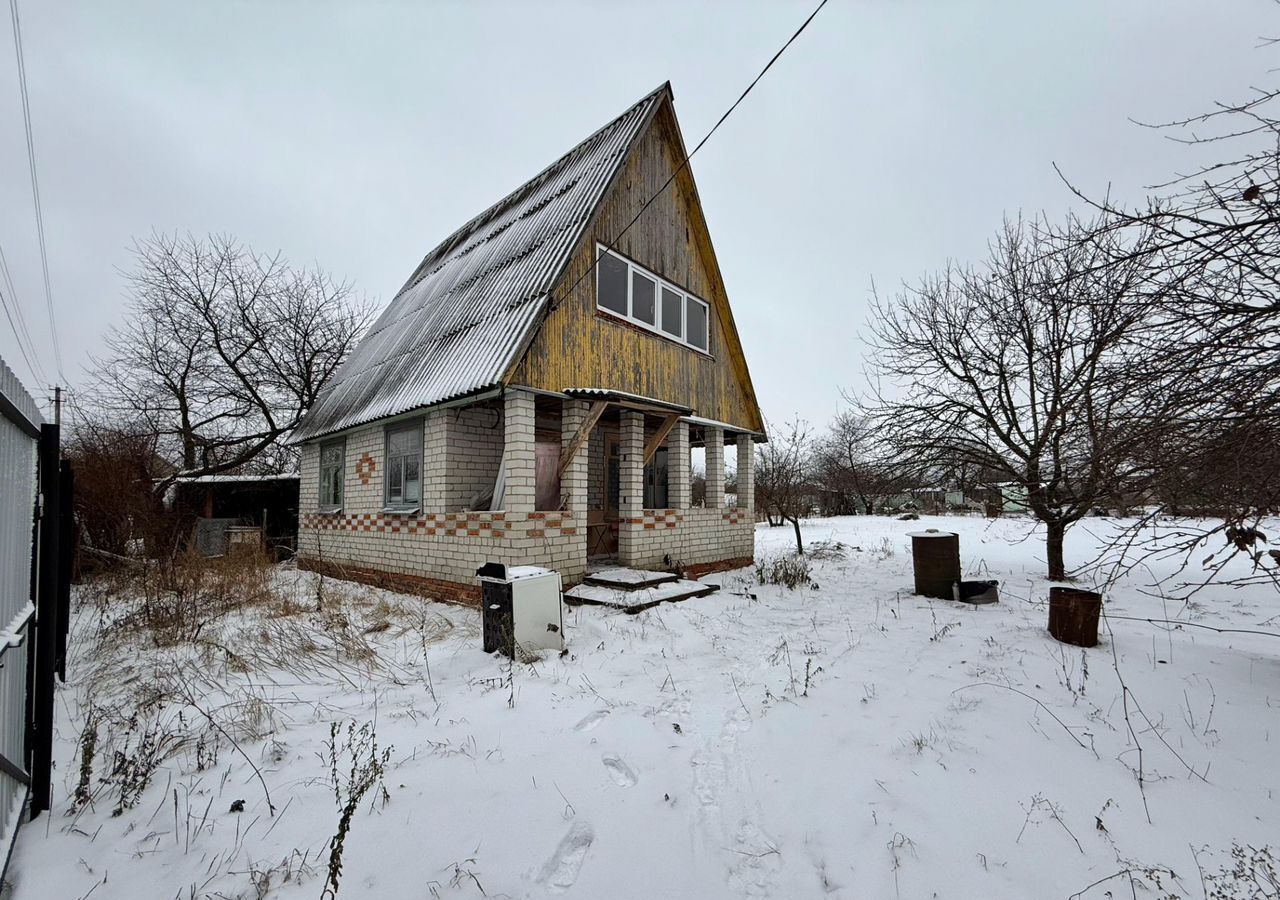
(508, 98), (765, 434)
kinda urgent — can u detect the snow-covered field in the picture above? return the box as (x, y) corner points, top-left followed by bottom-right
(7, 516), (1280, 899)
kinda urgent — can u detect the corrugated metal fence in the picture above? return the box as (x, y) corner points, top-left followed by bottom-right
(0, 356), (69, 880)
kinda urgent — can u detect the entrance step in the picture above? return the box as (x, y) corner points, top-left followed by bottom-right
(565, 579), (719, 613)
(583, 566), (680, 590)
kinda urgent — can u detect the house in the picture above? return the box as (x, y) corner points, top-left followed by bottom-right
(289, 83), (765, 604)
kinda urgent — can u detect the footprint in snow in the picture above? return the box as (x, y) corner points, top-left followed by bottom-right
(537, 821), (595, 892)
(573, 709), (610, 732)
(601, 753), (638, 787)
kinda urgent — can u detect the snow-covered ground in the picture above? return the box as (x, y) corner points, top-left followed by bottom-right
(7, 515), (1280, 899)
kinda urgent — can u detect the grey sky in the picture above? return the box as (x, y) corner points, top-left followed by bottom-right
(0, 0), (1273, 426)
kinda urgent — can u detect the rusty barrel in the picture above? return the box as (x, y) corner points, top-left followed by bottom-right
(1048, 587), (1102, 647)
(909, 530), (960, 599)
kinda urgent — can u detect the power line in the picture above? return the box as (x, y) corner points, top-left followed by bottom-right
(0, 241), (47, 384)
(552, 0), (831, 309)
(8, 0), (64, 382)
(0, 283), (40, 384)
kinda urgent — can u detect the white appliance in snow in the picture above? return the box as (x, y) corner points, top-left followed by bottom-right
(508, 566), (564, 653)
(477, 564), (564, 656)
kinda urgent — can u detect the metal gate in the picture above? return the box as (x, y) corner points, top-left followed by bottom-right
(0, 357), (69, 879)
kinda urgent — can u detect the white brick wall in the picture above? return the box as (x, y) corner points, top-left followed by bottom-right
(297, 397), (750, 593)
(705, 426), (725, 509)
(736, 434), (754, 513)
(616, 507), (753, 570)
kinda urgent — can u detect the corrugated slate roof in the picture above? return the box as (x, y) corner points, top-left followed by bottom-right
(290, 83), (669, 443)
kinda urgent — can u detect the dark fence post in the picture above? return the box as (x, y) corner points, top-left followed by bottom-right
(28, 422), (61, 818)
(55, 460), (73, 681)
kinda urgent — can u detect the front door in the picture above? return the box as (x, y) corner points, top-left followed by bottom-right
(588, 435), (621, 557)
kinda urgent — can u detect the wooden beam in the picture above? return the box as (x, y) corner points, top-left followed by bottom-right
(558, 400), (607, 477)
(644, 414), (680, 465)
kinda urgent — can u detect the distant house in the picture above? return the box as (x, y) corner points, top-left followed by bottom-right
(289, 83), (764, 603)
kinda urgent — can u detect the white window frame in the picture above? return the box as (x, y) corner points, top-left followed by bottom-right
(383, 418), (424, 512)
(596, 244), (711, 354)
(318, 438), (345, 512)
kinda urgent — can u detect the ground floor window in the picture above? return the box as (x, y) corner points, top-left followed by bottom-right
(319, 439), (345, 510)
(385, 419), (423, 509)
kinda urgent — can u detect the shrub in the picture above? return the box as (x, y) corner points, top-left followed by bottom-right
(756, 553), (814, 590)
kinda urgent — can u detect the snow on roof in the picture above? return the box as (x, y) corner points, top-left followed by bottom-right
(171, 474), (301, 484)
(290, 84), (670, 444)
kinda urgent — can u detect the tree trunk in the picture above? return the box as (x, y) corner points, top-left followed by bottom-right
(788, 516), (804, 555)
(1046, 520), (1066, 580)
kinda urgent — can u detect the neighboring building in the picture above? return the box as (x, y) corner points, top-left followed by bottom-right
(167, 474), (300, 558)
(289, 83), (764, 604)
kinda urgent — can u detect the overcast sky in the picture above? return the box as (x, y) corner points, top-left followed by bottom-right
(0, 0), (1274, 426)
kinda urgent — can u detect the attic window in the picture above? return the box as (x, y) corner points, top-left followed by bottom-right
(596, 245), (711, 354)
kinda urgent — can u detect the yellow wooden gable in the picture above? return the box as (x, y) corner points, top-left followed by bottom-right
(506, 90), (765, 435)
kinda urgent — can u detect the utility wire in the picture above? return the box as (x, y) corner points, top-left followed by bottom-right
(551, 0), (831, 309)
(0, 283), (41, 384)
(0, 240), (46, 383)
(9, 0), (64, 382)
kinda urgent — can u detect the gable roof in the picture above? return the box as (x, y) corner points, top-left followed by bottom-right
(290, 84), (670, 443)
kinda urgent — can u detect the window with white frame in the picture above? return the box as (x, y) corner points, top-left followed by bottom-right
(596, 245), (711, 353)
(384, 419), (423, 509)
(318, 439), (345, 510)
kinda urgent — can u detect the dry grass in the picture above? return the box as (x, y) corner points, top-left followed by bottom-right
(64, 549), (463, 822)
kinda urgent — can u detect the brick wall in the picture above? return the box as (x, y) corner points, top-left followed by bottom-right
(617, 507), (754, 571)
(298, 394), (585, 601)
(297, 396), (753, 600)
(299, 509), (585, 596)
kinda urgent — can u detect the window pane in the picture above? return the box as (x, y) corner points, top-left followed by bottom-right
(598, 251), (628, 315)
(389, 426), (419, 456)
(321, 444), (343, 468)
(660, 287), (682, 337)
(686, 297), (708, 350)
(632, 272), (656, 325)
(388, 458), (402, 498)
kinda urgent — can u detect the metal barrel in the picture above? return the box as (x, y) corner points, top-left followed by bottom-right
(909, 530), (960, 599)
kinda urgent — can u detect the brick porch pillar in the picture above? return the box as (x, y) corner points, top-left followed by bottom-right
(618, 409), (645, 564)
(736, 434), (754, 513)
(669, 420), (690, 509)
(705, 425), (725, 508)
(502, 389), (536, 513)
(560, 399), (590, 515)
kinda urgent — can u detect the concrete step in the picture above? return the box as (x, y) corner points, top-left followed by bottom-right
(582, 566), (680, 590)
(565, 579), (719, 613)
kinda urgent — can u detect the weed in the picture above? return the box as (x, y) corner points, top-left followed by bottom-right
(1203, 842), (1279, 898)
(756, 554), (813, 590)
(322, 720), (393, 899)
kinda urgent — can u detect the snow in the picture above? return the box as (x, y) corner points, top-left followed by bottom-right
(8, 515), (1280, 899)
(582, 566), (676, 587)
(565, 578), (715, 610)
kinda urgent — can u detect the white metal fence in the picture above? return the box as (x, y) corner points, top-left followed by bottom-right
(0, 358), (42, 873)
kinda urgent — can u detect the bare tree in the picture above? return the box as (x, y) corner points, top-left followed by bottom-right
(88, 233), (370, 484)
(755, 419), (813, 555)
(865, 217), (1166, 580)
(812, 410), (909, 515)
(1060, 39), (1280, 592)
